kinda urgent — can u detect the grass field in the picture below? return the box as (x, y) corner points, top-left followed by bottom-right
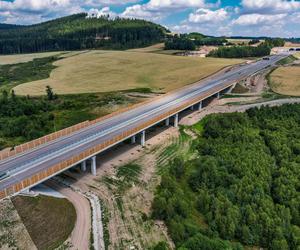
(270, 65), (300, 96)
(12, 195), (76, 250)
(13, 50), (243, 96)
(0, 52), (62, 65)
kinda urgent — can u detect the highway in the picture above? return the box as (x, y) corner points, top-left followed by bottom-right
(0, 53), (287, 197)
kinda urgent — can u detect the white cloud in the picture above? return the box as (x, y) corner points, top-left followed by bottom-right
(121, 4), (162, 21)
(188, 8), (228, 23)
(241, 0), (300, 14)
(87, 7), (116, 19)
(120, 0), (217, 21)
(232, 13), (286, 26)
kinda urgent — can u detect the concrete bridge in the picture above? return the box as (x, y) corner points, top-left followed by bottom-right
(0, 54), (287, 200)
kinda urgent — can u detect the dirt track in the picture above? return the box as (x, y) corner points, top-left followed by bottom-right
(46, 180), (91, 250)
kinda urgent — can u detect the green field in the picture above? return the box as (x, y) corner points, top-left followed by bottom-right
(13, 50), (243, 96)
(12, 195), (76, 250)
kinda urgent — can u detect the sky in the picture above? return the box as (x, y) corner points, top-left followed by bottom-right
(0, 0), (300, 37)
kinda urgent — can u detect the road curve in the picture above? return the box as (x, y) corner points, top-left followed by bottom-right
(46, 180), (91, 250)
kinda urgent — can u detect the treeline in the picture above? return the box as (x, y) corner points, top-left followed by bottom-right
(152, 104), (300, 249)
(165, 33), (227, 50)
(208, 38), (285, 58)
(208, 44), (271, 58)
(0, 13), (167, 54)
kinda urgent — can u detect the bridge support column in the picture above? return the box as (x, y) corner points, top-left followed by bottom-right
(81, 160), (87, 172)
(217, 92), (220, 99)
(140, 131), (146, 147)
(91, 156), (97, 176)
(198, 101), (202, 111)
(174, 113), (179, 128)
(131, 135), (136, 144)
(165, 118), (170, 126)
(190, 105), (194, 111)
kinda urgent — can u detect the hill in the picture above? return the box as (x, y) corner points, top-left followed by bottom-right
(0, 13), (167, 54)
(0, 23), (22, 30)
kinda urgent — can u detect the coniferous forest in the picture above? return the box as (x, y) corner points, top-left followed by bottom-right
(153, 104), (300, 250)
(0, 13), (167, 54)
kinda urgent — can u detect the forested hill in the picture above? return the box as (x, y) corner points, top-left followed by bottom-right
(0, 23), (22, 30)
(0, 13), (168, 54)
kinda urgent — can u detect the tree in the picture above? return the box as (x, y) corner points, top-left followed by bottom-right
(46, 85), (57, 100)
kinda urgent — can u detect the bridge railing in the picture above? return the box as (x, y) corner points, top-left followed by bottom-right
(0, 81), (235, 200)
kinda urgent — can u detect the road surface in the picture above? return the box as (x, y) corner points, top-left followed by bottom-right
(0, 54), (287, 196)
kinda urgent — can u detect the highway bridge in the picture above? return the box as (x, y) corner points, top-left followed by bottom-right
(0, 54), (288, 200)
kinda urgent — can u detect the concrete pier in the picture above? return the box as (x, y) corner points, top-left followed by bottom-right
(174, 114), (179, 128)
(165, 118), (170, 126)
(140, 131), (146, 147)
(198, 101), (203, 111)
(81, 160), (87, 172)
(131, 135), (136, 144)
(91, 156), (97, 176)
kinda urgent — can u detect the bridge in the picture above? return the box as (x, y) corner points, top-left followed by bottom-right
(0, 54), (287, 200)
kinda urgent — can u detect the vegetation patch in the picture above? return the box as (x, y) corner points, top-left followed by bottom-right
(0, 52), (62, 65)
(0, 90), (135, 150)
(12, 195), (76, 250)
(0, 56), (58, 93)
(152, 105), (300, 249)
(276, 55), (298, 65)
(231, 82), (249, 94)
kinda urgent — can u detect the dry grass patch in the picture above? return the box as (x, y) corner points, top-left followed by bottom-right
(12, 195), (76, 250)
(13, 50), (243, 96)
(270, 66), (300, 96)
(0, 52), (62, 65)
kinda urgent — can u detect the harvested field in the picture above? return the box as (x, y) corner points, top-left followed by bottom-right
(0, 52), (62, 65)
(13, 50), (243, 96)
(12, 195), (76, 250)
(270, 66), (300, 96)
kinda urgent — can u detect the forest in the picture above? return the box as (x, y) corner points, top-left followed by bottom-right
(207, 44), (271, 58)
(152, 104), (300, 249)
(164, 34), (227, 50)
(208, 38), (285, 58)
(0, 13), (167, 54)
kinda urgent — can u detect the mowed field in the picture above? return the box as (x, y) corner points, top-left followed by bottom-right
(0, 51), (62, 65)
(13, 50), (243, 96)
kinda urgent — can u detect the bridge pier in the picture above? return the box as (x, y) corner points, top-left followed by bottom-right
(198, 101), (202, 111)
(174, 113), (179, 128)
(217, 92), (220, 99)
(165, 118), (170, 126)
(81, 160), (87, 172)
(91, 156), (97, 176)
(140, 131), (146, 147)
(190, 105), (194, 111)
(131, 135), (136, 144)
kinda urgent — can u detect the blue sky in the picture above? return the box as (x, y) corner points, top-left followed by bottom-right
(0, 0), (300, 37)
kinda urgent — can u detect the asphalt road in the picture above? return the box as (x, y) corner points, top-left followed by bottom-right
(0, 54), (287, 192)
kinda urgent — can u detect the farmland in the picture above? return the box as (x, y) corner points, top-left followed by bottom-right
(0, 52), (62, 65)
(270, 53), (300, 96)
(13, 50), (243, 96)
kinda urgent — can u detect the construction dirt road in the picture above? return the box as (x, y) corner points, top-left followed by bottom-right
(46, 180), (91, 250)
